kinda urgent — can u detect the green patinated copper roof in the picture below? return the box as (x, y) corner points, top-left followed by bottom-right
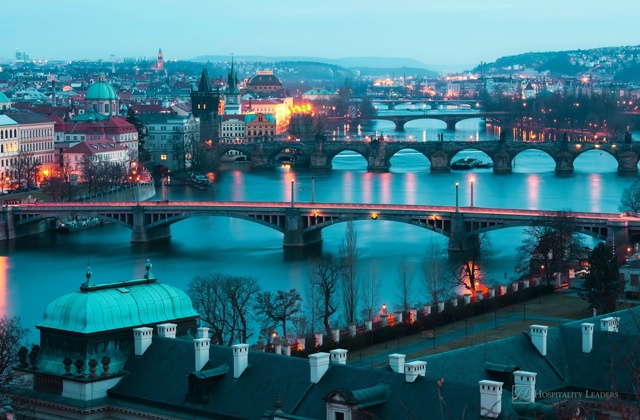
(86, 73), (118, 101)
(38, 271), (199, 334)
(69, 108), (109, 122)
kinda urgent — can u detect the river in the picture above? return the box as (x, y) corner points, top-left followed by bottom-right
(2, 117), (638, 342)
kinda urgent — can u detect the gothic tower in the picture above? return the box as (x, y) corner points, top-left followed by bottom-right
(157, 48), (164, 71)
(223, 57), (242, 114)
(191, 68), (221, 143)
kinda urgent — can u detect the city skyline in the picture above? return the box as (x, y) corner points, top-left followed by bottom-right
(3, 0), (640, 71)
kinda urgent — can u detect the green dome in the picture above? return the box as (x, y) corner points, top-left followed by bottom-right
(38, 277), (199, 334)
(86, 73), (118, 101)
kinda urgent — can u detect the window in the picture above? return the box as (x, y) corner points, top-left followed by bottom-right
(335, 413), (345, 420)
(160, 154), (167, 161)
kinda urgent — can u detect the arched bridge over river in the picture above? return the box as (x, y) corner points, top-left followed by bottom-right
(215, 139), (640, 174)
(2, 202), (636, 252)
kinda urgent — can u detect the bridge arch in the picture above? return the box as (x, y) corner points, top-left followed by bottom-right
(452, 117), (485, 130)
(388, 147), (431, 166)
(145, 212), (285, 233)
(302, 214), (451, 238)
(268, 146), (308, 166)
(511, 148), (556, 170)
(327, 149), (369, 167)
(449, 148), (494, 166)
(572, 147), (618, 171)
(470, 221), (607, 241)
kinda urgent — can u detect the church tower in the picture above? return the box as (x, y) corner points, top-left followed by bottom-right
(191, 68), (221, 143)
(157, 48), (164, 71)
(223, 57), (242, 114)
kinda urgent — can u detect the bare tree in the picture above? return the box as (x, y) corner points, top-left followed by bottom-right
(0, 316), (29, 413)
(396, 256), (414, 312)
(361, 264), (381, 321)
(187, 274), (261, 346)
(11, 151), (40, 188)
(450, 232), (491, 291)
(254, 289), (302, 338)
(340, 221), (360, 325)
(421, 241), (452, 306)
(309, 253), (343, 335)
(619, 179), (640, 213)
(515, 210), (584, 286)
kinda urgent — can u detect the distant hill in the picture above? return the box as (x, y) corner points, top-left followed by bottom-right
(474, 45), (640, 80)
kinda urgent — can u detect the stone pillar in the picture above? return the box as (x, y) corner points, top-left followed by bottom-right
(297, 337), (305, 351)
(464, 294), (471, 305)
(554, 151), (574, 175)
(451, 297), (458, 307)
(488, 288), (495, 298)
(349, 323), (357, 337)
(409, 308), (417, 323)
(437, 302), (445, 312)
(315, 332), (323, 348)
(365, 320), (373, 331)
(332, 328), (340, 343)
(512, 282), (519, 292)
(0, 206), (15, 241)
(523, 279), (530, 289)
(283, 342), (291, 356)
(617, 149), (639, 175)
(380, 314), (388, 327)
(309, 149), (330, 169)
(395, 311), (403, 324)
(607, 220), (630, 258)
(130, 205), (171, 243)
(492, 149), (512, 174)
(476, 290), (483, 301)
(423, 305), (431, 316)
(500, 285), (507, 295)
(429, 150), (450, 173)
(283, 208), (322, 247)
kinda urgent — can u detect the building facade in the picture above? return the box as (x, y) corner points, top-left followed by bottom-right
(138, 112), (199, 172)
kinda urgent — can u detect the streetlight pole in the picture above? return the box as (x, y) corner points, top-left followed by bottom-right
(470, 178), (474, 207)
(311, 176), (315, 203)
(290, 178), (295, 208)
(455, 182), (459, 212)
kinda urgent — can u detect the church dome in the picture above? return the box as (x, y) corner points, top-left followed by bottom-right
(247, 71), (282, 87)
(38, 268), (199, 334)
(86, 73), (119, 101)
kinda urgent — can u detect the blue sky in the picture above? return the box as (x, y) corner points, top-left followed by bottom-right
(3, 0), (639, 69)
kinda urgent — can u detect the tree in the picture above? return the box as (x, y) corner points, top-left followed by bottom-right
(11, 151), (40, 188)
(396, 256), (414, 312)
(309, 253), (343, 335)
(422, 241), (452, 306)
(619, 180), (640, 213)
(515, 210), (584, 285)
(361, 264), (381, 321)
(358, 97), (377, 119)
(449, 232), (490, 292)
(0, 316), (29, 413)
(340, 221), (359, 325)
(254, 289), (302, 338)
(187, 274), (261, 346)
(581, 243), (623, 314)
(126, 107), (150, 162)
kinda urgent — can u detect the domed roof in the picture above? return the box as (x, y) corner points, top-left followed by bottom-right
(247, 71), (282, 87)
(86, 72), (118, 101)
(38, 265), (199, 334)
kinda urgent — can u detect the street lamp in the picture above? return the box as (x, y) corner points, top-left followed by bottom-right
(311, 176), (315, 203)
(455, 182), (459, 212)
(470, 178), (475, 207)
(290, 178), (295, 208)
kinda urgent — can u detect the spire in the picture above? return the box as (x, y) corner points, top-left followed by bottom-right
(198, 68), (212, 92)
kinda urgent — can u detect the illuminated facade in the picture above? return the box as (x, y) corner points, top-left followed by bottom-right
(5, 111), (55, 185)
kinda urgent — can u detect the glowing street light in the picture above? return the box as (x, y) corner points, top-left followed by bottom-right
(455, 182), (459, 212)
(290, 178), (295, 208)
(470, 178), (475, 207)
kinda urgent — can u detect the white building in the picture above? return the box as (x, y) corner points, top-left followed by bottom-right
(5, 111), (55, 184)
(0, 115), (19, 183)
(138, 112), (199, 172)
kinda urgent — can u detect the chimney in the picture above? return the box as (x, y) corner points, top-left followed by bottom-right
(232, 343), (249, 378)
(157, 323), (177, 338)
(389, 353), (405, 373)
(309, 352), (330, 383)
(513, 370), (537, 403)
(330, 349), (348, 365)
(404, 361), (426, 383)
(530, 325), (548, 356)
(582, 323), (594, 353)
(479, 380), (503, 418)
(196, 327), (210, 339)
(133, 327), (153, 356)
(194, 338), (210, 371)
(600, 317), (619, 332)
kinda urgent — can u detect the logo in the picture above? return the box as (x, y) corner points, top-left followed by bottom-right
(511, 385), (531, 404)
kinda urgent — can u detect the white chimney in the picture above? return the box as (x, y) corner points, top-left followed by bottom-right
(330, 349), (348, 365)
(582, 323), (594, 353)
(133, 327), (153, 356)
(479, 380), (503, 418)
(332, 328), (340, 343)
(600, 317), (619, 332)
(196, 327), (210, 339)
(513, 370), (537, 403)
(309, 352), (330, 383)
(389, 353), (405, 373)
(404, 361), (426, 383)
(530, 325), (548, 356)
(194, 338), (210, 371)
(157, 323), (177, 338)
(232, 343), (249, 378)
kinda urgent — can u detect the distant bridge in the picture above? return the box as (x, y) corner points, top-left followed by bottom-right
(215, 138), (640, 174)
(332, 112), (509, 130)
(2, 202), (636, 251)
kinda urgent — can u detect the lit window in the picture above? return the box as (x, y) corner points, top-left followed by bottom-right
(160, 154), (167, 161)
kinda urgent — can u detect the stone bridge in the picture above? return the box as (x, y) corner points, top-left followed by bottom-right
(2, 202), (636, 254)
(214, 139), (640, 174)
(336, 112), (509, 130)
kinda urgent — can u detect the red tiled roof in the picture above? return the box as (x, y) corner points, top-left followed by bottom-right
(65, 139), (127, 155)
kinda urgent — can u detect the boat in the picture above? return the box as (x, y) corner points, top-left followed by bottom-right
(186, 173), (212, 190)
(57, 217), (102, 233)
(451, 157), (493, 170)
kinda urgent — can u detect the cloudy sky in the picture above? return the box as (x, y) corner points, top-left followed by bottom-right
(3, 0), (639, 69)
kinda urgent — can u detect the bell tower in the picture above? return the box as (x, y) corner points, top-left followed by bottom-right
(157, 48), (164, 71)
(191, 68), (221, 144)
